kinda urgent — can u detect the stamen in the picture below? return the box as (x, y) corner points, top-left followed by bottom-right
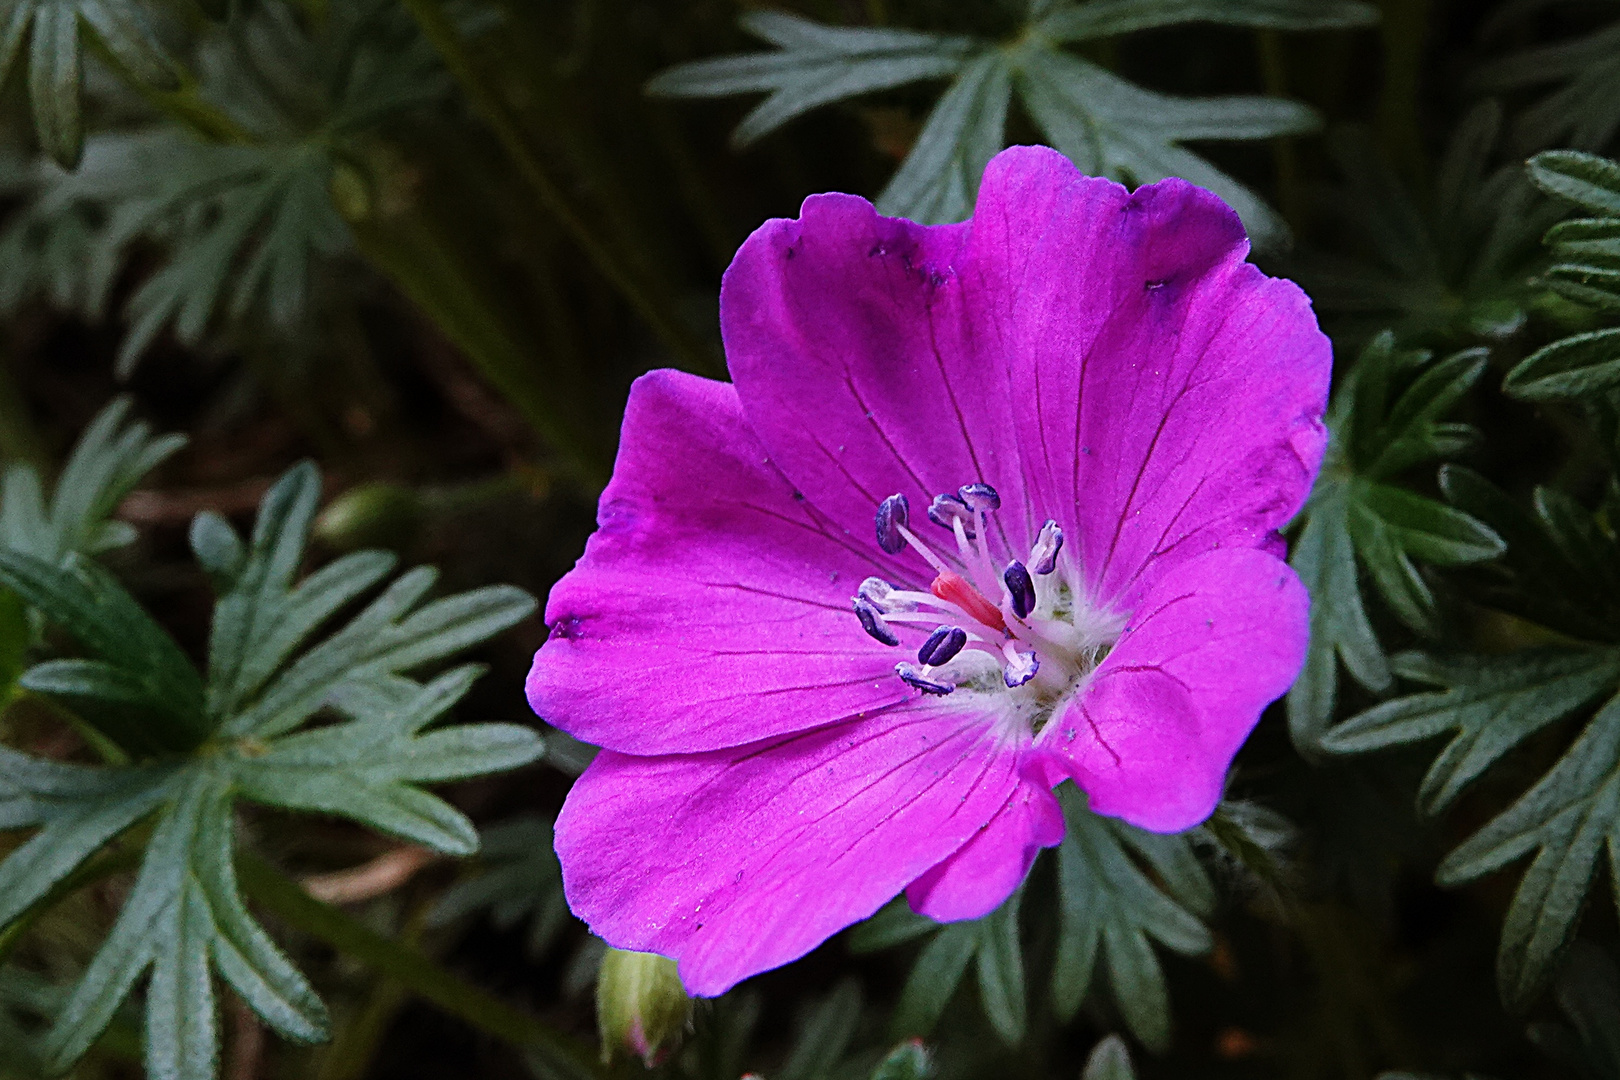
(852, 598), (900, 647)
(1030, 520), (1064, 575)
(857, 577), (913, 612)
(1003, 646), (1039, 688)
(917, 625), (967, 666)
(1003, 561), (1036, 620)
(926, 493), (975, 537)
(958, 483), (1000, 512)
(930, 570), (1006, 633)
(875, 494), (910, 555)
(895, 662), (954, 695)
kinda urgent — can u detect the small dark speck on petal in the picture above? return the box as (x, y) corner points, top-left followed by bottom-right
(549, 616), (584, 642)
(792, 490), (805, 501)
(830, 570), (840, 583)
(1146, 278), (1166, 290)
(1081, 446), (1092, 455)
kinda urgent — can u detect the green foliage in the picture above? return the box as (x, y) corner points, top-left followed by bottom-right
(1474, 3), (1620, 154)
(0, 0), (449, 375)
(1505, 151), (1620, 399)
(0, 461), (541, 1080)
(1288, 331), (1503, 750)
(1294, 106), (1558, 344)
(0, 0), (178, 168)
(1325, 453), (1620, 1008)
(1528, 942), (1620, 1079)
(428, 813), (571, 958)
(850, 785), (1211, 1055)
(649, 1), (1377, 246)
(1079, 1035), (1134, 1080)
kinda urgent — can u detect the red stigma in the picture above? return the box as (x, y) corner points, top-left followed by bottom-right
(930, 570), (1006, 632)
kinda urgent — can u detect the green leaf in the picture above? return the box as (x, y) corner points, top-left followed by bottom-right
(1038, 0), (1378, 40)
(1052, 785), (1211, 1052)
(1286, 334), (1501, 752)
(649, 8), (1325, 243)
(646, 12), (972, 148)
(0, 460), (541, 1079)
(974, 889), (1026, 1045)
(1080, 1035), (1135, 1080)
(0, 748), (170, 927)
(1474, 22), (1620, 154)
(891, 922), (978, 1040)
(876, 51), (1010, 225)
(1012, 43), (1311, 247)
(1323, 650), (1620, 813)
(1527, 942), (1620, 1079)
(427, 814), (571, 958)
(0, 395), (184, 567)
(779, 979), (862, 1080)
(868, 1040), (931, 1080)
(0, 551), (210, 754)
(1506, 327), (1620, 401)
(848, 896), (939, 954)
(235, 667), (543, 856)
(1529, 151), (1620, 218)
(2, 0), (178, 168)
(1436, 694), (1620, 1011)
(42, 774), (329, 1076)
(1439, 467), (1620, 645)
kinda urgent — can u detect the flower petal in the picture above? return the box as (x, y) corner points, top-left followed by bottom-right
(722, 191), (1035, 572)
(905, 778), (1064, 922)
(1043, 547), (1309, 832)
(528, 370), (909, 754)
(556, 705), (1025, 996)
(973, 147), (1330, 607)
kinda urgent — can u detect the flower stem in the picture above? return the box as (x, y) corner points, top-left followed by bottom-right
(396, 0), (722, 378)
(238, 853), (609, 1080)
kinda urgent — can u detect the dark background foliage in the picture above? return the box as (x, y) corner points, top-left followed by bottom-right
(2, 1), (1620, 1079)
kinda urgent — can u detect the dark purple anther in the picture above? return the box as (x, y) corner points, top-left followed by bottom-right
(917, 625), (967, 666)
(895, 662), (954, 695)
(926, 493), (974, 537)
(958, 483), (1000, 512)
(1004, 561), (1036, 619)
(1030, 520), (1064, 574)
(853, 598), (899, 646)
(1004, 650), (1039, 688)
(875, 494), (909, 554)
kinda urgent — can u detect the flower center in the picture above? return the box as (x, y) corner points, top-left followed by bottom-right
(852, 484), (1125, 735)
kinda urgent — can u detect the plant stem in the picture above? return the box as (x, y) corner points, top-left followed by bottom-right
(350, 209), (611, 489)
(239, 854), (609, 1080)
(396, 0), (721, 377)
(1256, 30), (1304, 233)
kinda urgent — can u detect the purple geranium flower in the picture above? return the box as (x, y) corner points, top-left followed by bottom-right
(528, 146), (1330, 996)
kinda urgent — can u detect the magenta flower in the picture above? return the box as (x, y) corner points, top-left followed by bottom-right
(528, 146), (1329, 996)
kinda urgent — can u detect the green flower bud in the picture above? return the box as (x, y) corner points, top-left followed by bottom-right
(314, 482), (424, 551)
(596, 947), (692, 1067)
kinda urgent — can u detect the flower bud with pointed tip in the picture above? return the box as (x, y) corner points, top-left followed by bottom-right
(596, 947), (692, 1067)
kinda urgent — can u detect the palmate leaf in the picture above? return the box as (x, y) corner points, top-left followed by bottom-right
(1504, 151), (1620, 398)
(0, 395), (185, 567)
(0, 0), (178, 167)
(1321, 650), (1620, 814)
(850, 785), (1211, 1054)
(1327, 466), (1620, 1009)
(1050, 785), (1213, 1053)
(1435, 695), (1620, 1012)
(1293, 107), (1557, 344)
(0, 462), (541, 1080)
(1473, 5), (1620, 154)
(648, 3), (1361, 244)
(1287, 332), (1504, 751)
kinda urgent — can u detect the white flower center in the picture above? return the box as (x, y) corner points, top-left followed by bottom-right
(853, 484), (1125, 739)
